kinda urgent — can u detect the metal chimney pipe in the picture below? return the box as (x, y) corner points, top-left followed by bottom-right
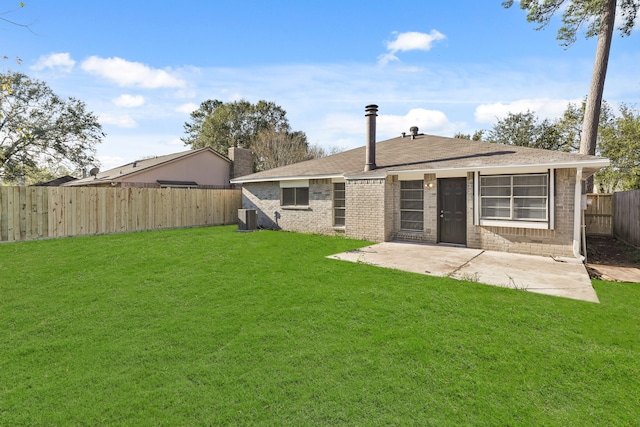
(364, 104), (378, 171)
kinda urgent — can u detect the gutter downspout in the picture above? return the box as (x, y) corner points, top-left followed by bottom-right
(573, 167), (584, 260)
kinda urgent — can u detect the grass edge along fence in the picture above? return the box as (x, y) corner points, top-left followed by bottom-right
(0, 186), (242, 242)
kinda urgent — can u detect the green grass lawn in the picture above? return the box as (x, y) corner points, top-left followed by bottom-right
(1, 226), (639, 425)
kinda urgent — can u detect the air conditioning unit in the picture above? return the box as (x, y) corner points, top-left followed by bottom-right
(238, 209), (257, 231)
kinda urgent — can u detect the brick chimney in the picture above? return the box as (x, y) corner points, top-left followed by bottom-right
(364, 104), (378, 171)
(229, 146), (254, 181)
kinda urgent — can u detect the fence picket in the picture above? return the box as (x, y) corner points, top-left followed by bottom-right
(0, 186), (241, 242)
(614, 190), (640, 247)
(585, 194), (613, 236)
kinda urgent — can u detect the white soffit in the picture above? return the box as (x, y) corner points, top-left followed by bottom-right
(232, 174), (342, 184)
(280, 179), (310, 188)
(398, 172), (426, 181)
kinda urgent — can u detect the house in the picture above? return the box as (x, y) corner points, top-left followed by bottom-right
(35, 175), (78, 186)
(65, 147), (253, 188)
(230, 105), (610, 259)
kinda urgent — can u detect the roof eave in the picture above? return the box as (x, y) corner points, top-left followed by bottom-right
(231, 173), (345, 184)
(232, 159), (610, 184)
(388, 159), (611, 176)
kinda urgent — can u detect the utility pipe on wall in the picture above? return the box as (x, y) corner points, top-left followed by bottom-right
(573, 167), (584, 260)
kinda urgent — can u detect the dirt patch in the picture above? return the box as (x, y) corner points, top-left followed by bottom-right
(586, 236), (640, 280)
(587, 236), (640, 267)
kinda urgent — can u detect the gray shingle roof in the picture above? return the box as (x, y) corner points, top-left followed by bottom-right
(232, 134), (609, 183)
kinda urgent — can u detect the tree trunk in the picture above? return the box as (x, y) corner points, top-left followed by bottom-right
(580, 0), (616, 192)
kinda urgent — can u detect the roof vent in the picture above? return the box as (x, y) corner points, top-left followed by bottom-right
(89, 167), (100, 178)
(132, 161), (137, 168)
(364, 104), (378, 172)
(410, 126), (419, 139)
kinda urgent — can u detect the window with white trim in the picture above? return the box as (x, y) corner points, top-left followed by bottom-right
(400, 180), (424, 231)
(333, 182), (345, 226)
(480, 174), (548, 221)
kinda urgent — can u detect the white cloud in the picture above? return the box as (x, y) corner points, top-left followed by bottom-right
(31, 53), (76, 72)
(44, 54), (627, 164)
(173, 89), (198, 99)
(113, 94), (145, 107)
(168, 137), (184, 146)
(320, 108), (457, 147)
(378, 31), (446, 65)
(475, 98), (582, 123)
(99, 113), (137, 128)
(227, 92), (244, 102)
(97, 155), (126, 171)
(378, 108), (455, 137)
(387, 31), (447, 52)
(175, 103), (199, 114)
(377, 53), (400, 66)
(81, 56), (186, 88)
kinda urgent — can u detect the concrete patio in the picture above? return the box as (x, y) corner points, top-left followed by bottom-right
(328, 241), (599, 303)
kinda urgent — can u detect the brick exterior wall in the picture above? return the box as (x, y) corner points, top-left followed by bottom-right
(393, 173), (438, 243)
(466, 169), (576, 257)
(242, 179), (337, 235)
(345, 178), (393, 241)
(241, 168), (577, 257)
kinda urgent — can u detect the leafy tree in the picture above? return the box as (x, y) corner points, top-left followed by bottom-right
(463, 101), (639, 191)
(6, 164), (71, 186)
(453, 130), (484, 141)
(552, 99), (615, 152)
(475, 101), (615, 152)
(503, 0), (639, 190)
(181, 99), (222, 150)
(553, 101), (585, 152)
(485, 110), (569, 150)
(182, 99), (290, 156)
(0, 71), (104, 184)
(597, 104), (640, 190)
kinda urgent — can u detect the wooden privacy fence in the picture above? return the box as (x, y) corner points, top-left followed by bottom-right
(585, 193), (613, 236)
(613, 190), (640, 248)
(0, 186), (242, 242)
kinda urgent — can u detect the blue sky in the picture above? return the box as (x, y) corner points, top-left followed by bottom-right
(3, 0), (639, 170)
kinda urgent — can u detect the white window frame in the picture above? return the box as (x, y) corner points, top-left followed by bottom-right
(400, 180), (424, 232)
(333, 182), (346, 227)
(477, 172), (553, 229)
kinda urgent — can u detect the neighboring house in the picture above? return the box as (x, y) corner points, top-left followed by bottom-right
(65, 147), (253, 188)
(231, 105), (610, 259)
